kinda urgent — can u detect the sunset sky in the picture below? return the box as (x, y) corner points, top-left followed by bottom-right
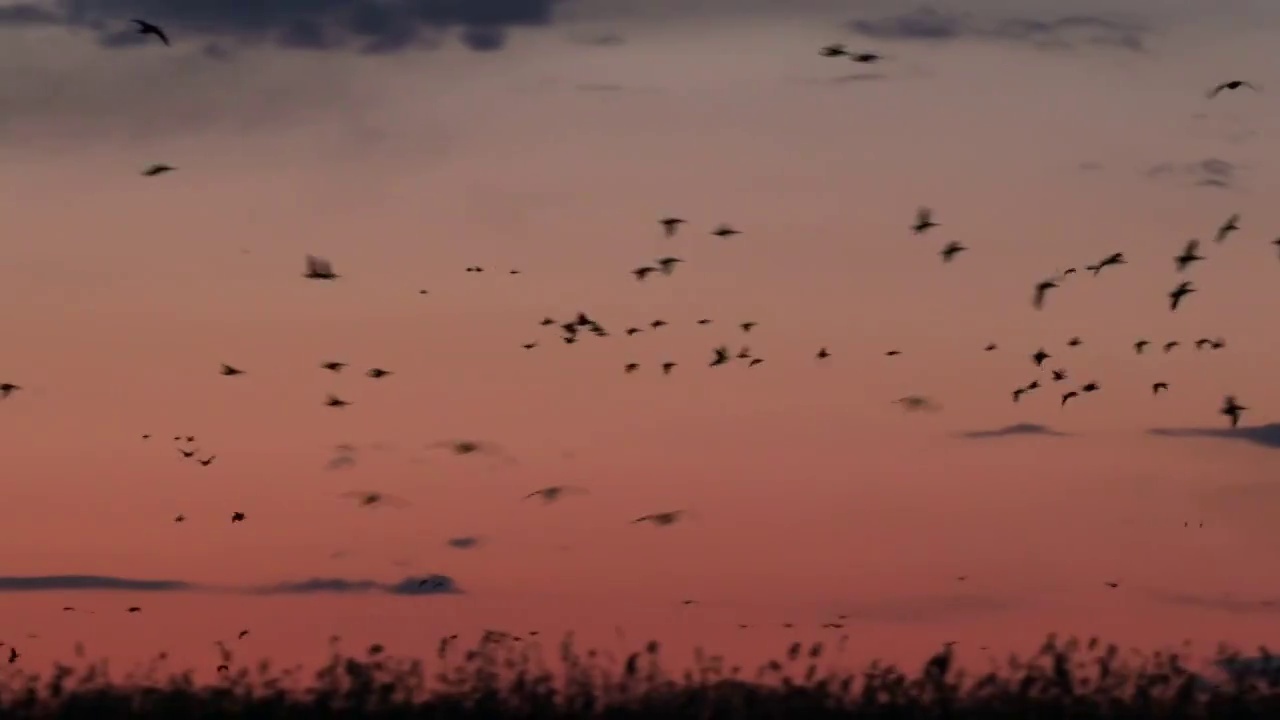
(2, 0), (1280, 680)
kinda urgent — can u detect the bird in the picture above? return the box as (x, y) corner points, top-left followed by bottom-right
(940, 241), (967, 262)
(911, 207), (938, 234)
(1061, 391), (1078, 407)
(711, 224), (740, 238)
(303, 255), (339, 280)
(818, 43), (848, 57)
(178, 449), (197, 458)
(1220, 395), (1247, 428)
(850, 52), (882, 63)
(748, 358), (764, 367)
(1051, 369), (1068, 382)
(624, 363), (639, 374)
(709, 346), (731, 367)
(1174, 239), (1204, 271)
(1066, 336), (1082, 347)
(661, 362), (677, 375)
(894, 395), (938, 412)
(649, 319), (668, 329)
(7, 648), (17, 664)
(1031, 349), (1051, 367)
(1012, 387), (1027, 403)
(1152, 382), (1169, 395)
(1033, 278), (1058, 310)
(522, 342), (537, 350)
(324, 394), (351, 408)
(816, 347), (831, 359)
(1215, 214), (1240, 243)
(524, 485), (588, 503)
(1104, 582), (1119, 589)
(0, 383), (20, 399)
(885, 349), (902, 357)
(655, 257), (683, 275)
(219, 364), (244, 376)
(632, 510), (687, 526)
(659, 217), (686, 237)
(1133, 340), (1151, 354)
(174, 514), (185, 523)
(131, 19), (169, 45)
(1206, 80), (1259, 99)
(366, 368), (392, 379)
(1163, 341), (1180, 353)
(127, 607), (142, 613)
(238, 630), (250, 640)
(198, 456), (215, 466)
(142, 163), (175, 176)
(231, 512), (246, 523)
(321, 361), (347, 372)
(984, 343), (997, 351)
(1169, 281), (1196, 311)
(740, 321), (757, 333)
(1091, 252), (1126, 275)
(340, 491), (409, 508)
(632, 266), (658, 281)
(1081, 382), (1100, 393)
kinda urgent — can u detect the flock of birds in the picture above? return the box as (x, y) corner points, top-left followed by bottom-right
(0, 19), (1273, 666)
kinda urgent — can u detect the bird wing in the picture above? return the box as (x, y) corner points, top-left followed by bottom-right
(1207, 83), (1227, 98)
(156, 27), (170, 45)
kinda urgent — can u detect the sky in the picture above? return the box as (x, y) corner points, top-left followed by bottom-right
(2, 0), (1280, 683)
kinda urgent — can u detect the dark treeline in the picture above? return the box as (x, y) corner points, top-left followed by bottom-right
(1, 633), (1279, 718)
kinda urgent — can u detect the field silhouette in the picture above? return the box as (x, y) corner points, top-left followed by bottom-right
(2, 634), (1279, 718)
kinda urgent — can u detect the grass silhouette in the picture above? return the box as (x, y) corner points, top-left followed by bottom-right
(1, 633), (1279, 717)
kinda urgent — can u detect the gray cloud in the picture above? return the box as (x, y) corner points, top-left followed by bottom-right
(251, 575), (463, 595)
(0, 575), (194, 591)
(1148, 423), (1280, 449)
(957, 423), (1068, 439)
(0, 573), (464, 595)
(1144, 158), (1238, 190)
(0, 0), (562, 54)
(846, 6), (1149, 52)
(1144, 588), (1280, 615)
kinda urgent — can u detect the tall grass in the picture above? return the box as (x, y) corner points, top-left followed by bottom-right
(1, 633), (1278, 718)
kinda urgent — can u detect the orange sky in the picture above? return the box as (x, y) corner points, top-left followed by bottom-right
(1, 0), (1279, 682)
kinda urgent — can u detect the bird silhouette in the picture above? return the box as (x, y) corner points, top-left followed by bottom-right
(141, 163), (174, 176)
(340, 491), (410, 508)
(1174, 239), (1205, 271)
(911, 207), (938, 234)
(1066, 336), (1082, 347)
(624, 363), (639, 374)
(1169, 281), (1196, 311)
(1221, 395), (1247, 428)
(1051, 369), (1068, 382)
(939, 241), (967, 262)
(0, 383), (20, 399)
(524, 485), (588, 503)
(984, 343), (997, 351)
(709, 346), (730, 367)
(1032, 349), (1051, 367)
(131, 19), (169, 45)
(661, 361), (677, 375)
(659, 217), (686, 237)
(522, 342), (537, 350)
(655, 257), (683, 275)
(325, 394), (351, 408)
(1081, 382), (1100, 393)
(1207, 80), (1259, 99)
(219, 364), (244, 376)
(747, 358), (764, 367)
(303, 255), (339, 280)
(632, 510), (687, 527)
(850, 52), (882, 63)
(1215, 214), (1240, 243)
(816, 347), (831, 359)
(321, 361), (346, 372)
(198, 456), (215, 466)
(740, 321), (757, 333)
(1163, 340), (1180, 353)
(231, 512), (246, 523)
(632, 266), (658, 281)
(1033, 278), (1058, 310)
(1061, 391), (1078, 407)
(818, 43), (848, 57)
(1091, 252), (1126, 275)
(366, 368), (392, 379)
(178, 449), (196, 458)
(1152, 382), (1169, 395)
(711, 224), (740, 238)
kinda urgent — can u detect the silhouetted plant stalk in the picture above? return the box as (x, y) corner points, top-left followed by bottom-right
(0, 632), (1277, 717)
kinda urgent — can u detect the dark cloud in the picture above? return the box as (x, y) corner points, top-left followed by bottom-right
(1144, 158), (1237, 190)
(0, 575), (194, 592)
(957, 423), (1068, 439)
(847, 6), (1148, 52)
(0, 0), (563, 54)
(1144, 588), (1280, 615)
(1147, 423), (1280, 449)
(251, 575), (463, 595)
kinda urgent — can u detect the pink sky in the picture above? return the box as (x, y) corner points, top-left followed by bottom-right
(1, 0), (1279, 682)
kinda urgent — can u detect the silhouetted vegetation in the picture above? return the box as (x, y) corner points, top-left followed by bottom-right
(2, 633), (1280, 718)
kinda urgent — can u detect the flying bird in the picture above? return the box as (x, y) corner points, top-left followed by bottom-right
(198, 456), (215, 466)
(632, 266), (658, 281)
(661, 361), (677, 375)
(1091, 252), (1126, 275)
(1174, 239), (1204, 271)
(1031, 349), (1051, 367)
(1081, 382), (1100, 393)
(231, 512), (245, 523)
(303, 255), (339, 280)
(660, 217), (686, 237)
(711, 224), (740, 238)
(1215, 214), (1240, 243)
(340, 491), (410, 509)
(816, 347), (831, 359)
(131, 19), (169, 45)
(1061, 391), (1078, 407)
(1163, 341), (1180, 353)
(850, 52), (882, 63)
(324, 394), (351, 408)
(321, 362), (347, 372)
(524, 485), (588, 503)
(940, 241), (967, 262)
(366, 368), (392, 379)
(740, 321), (757, 333)
(911, 207), (938, 234)
(655, 257), (683, 275)
(1169, 281), (1196, 311)
(709, 346), (731, 367)
(0, 383), (20, 399)
(219, 364), (244, 376)
(819, 43), (848, 57)
(1206, 80), (1259, 99)
(1221, 395), (1247, 428)
(1152, 382), (1169, 395)
(632, 510), (688, 527)
(141, 163), (175, 176)
(1032, 278), (1058, 310)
